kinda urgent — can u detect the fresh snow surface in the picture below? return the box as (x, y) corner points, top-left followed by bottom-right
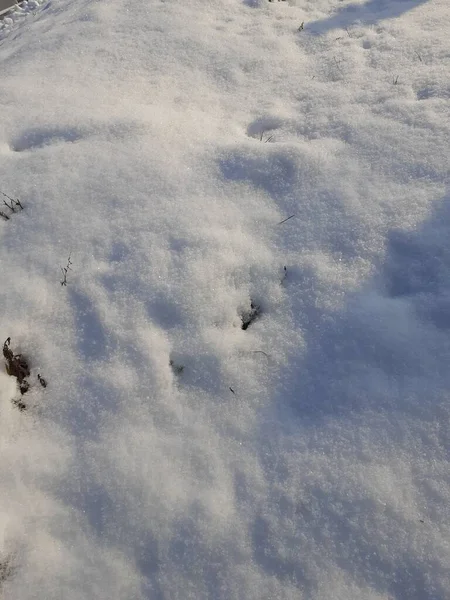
(0, 0), (449, 598)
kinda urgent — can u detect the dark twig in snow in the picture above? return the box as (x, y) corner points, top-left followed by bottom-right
(0, 190), (23, 222)
(37, 374), (47, 388)
(1, 190), (16, 204)
(1, 190), (23, 212)
(278, 214), (295, 225)
(60, 253), (73, 286)
(3, 199), (15, 212)
(260, 130), (275, 143)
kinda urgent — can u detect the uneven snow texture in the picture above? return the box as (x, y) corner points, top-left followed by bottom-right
(0, 0), (449, 598)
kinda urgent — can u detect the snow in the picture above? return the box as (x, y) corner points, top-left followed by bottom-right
(0, 0), (449, 598)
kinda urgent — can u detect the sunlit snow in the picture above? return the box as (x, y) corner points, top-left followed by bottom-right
(0, 1), (449, 599)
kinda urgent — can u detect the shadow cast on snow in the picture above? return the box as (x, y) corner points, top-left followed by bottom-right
(308, 0), (429, 34)
(276, 192), (450, 425)
(249, 193), (450, 600)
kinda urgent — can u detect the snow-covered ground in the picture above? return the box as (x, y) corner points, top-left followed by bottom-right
(0, 0), (449, 598)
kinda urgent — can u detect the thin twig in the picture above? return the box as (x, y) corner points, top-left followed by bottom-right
(278, 214), (295, 225)
(0, 190), (15, 203)
(3, 199), (15, 212)
(0, 191), (23, 211)
(60, 253), (73, 286)
(260, 130), (275, 143)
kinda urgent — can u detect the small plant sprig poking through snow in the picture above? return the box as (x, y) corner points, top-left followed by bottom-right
(60, 253), (72, 286)
(3, 337), (30, 395)
(259, 130), (274, 143)
(3, 338), (48, 406)
(0, 190), (23, 220)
